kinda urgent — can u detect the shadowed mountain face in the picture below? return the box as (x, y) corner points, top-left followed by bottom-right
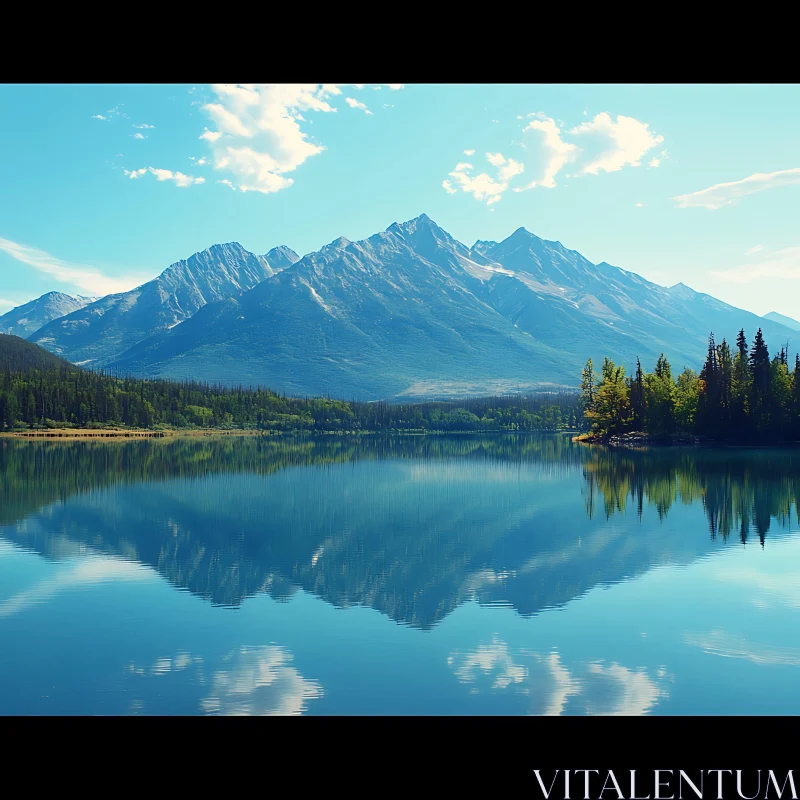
(2, 435), (798, 629)
(107, 215), (798, 399)
(0, 292), (96, 338)
(30, 243), (297, 367)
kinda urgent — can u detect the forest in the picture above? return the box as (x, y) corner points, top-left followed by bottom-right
(581, 328), (800, 442)
(0, 334), (582, 433)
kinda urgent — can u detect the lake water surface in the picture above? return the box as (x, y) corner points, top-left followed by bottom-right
(1, 433), (799, 715)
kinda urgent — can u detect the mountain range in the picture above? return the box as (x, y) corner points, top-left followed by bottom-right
(0, 292), (96, 338)
(4, 214), (798, 398)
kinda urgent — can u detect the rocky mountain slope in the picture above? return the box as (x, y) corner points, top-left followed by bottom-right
(0, 292), (95, 338)
(30, 243), (297, 366)
(107, 215), (798, 399)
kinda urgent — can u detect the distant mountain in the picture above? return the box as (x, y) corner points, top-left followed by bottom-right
(0, 333), (73, 372)
(0, 292), (95, 338)
(108, 215), (798, 399)
(764, 311), (800, 332)
(30, 243), (295, 366)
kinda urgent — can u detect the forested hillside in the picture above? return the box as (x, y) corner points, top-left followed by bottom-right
(0, 334), (580, 432)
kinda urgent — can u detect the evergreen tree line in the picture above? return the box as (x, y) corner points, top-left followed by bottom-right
(580, 328), (800, 442)
(0, 362), (583, 433)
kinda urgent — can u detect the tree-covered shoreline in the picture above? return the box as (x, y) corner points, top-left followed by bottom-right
(0, 334), (581, 434)
(580, 328), (800, 444)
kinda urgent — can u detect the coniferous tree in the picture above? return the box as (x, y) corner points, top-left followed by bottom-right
(749, 328), (772, 435)
(731, 329), (751, 437)
(580, 358), (596, 419)
(585, 358), (632, 435)
(792, 354), (800, 441)
(629, 358), (646, 431)
(697, 333), (720, 436)
(644, 354), (676, 438)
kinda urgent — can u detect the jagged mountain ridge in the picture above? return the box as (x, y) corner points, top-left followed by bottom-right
(30, 242), (298, 366)
(0, 292), (96, 338)
(107, 214), (798, 399)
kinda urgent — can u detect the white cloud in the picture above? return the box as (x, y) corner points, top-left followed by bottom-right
(568, 112), (664, 175)
(345, 97), (373, 115)
(194, 84), (401, 195)
(648, 157), (661, 168)
(516, 116), (577, 189)
(0, 556), (155, 619)
(217, 179), (237, 190)
(201, 645), (324, 716)
(386, 84), (404, 90)
(463, 149), (475, 156)
(0, 298), (18, 310)
(199, 128), (222, 142)
(0, 237), (151, 295)
(189, 156), (207, 165)
(123, 167), (205, 188)
(499, 158), (524, 182)
(672, 167), (800, 210)
(443, 152), (524, 205)
(711, 246), (800, 284)
(635, 202), (645, 207)
(91, 114), (108, 121)
(684, 629), (800, 667)
(197, 84), (337, 194)
(746, 244), (764, 255)
(448, 638), (667, 716)
(133, 123), (155, 129)
(132, 132), (145, 140)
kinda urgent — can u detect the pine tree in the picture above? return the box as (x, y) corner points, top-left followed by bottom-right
(749, 328), (772, 435)
(731, 328), (751, 438)
(629, 358), (646, 431)
(644, 354), (676, 438)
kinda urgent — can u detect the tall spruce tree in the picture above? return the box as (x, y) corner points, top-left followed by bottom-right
(629, 358), (646, 431)
(749, 328), (772, 435)
(731, 329), (751, 437)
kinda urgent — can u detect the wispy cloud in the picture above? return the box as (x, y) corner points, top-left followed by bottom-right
(133, 123), (155, 129)
(746, 244), (764, 255)
(711, 246), (800, 284)
(91, 114), (108, 121)
(345, 97), (373, 115)
(673, 167), (800, 210)
(0, 298), (17, 311)
(463, 149), (475, 156)
(0, 237), (151, 295)
(0, 556), (155, 619)
(123, 167), (205, 188)
(684, 629), (800, 666)
(132, 132), (146, 140)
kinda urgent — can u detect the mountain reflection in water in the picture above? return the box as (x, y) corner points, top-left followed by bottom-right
(2, 434), (798, 630)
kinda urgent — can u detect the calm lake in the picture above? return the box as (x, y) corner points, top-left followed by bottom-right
(1, 433), (799, 716)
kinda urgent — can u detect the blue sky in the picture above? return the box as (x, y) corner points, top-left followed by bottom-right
(1, 83), (799, 319)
